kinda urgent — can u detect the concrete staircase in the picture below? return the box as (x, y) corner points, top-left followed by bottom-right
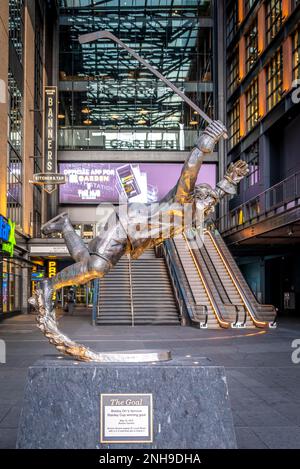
(96, 249), (180, 325)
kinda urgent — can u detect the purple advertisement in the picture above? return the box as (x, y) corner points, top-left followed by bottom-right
(59, 162), (217, 204)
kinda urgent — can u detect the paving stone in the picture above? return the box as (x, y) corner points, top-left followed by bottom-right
(235, 427), (268, 449)
(250, 426), (300, 449)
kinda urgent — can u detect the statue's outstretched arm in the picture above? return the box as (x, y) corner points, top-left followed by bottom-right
(195, 160), (249, 220)
(216, 160), (249, 198)
(175, 120), (227, 203)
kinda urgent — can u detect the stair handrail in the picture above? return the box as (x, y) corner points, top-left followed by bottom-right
(204, 228), (269, 328)
(270, 308), (278, 328)
(196, 235), (233, 306)
(231, 304), (247, 328)
(182, 233), (230, 328)
(216, 230), (277, 316)
(127, 254), (134, 327)
(163, 240), (204, 326)
(194, 305), (208, 328)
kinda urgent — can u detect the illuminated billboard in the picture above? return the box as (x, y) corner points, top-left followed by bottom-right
(59, 162), (217, 204)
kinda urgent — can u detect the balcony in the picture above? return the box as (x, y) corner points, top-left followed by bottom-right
(217, 171), (300, 243)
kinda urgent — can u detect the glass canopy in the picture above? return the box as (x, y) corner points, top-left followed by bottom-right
(58, 0), (214, 150)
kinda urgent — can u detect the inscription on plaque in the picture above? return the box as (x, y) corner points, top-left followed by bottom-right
(100, 394), (153, 444)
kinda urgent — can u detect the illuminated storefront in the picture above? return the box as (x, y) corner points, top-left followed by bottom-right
(0, 214), (22, 317)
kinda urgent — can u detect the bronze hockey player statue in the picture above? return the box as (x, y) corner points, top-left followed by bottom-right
(30, 120), (249, 362)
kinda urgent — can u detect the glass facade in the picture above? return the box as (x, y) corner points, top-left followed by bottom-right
(245, 17), (258, 73)
(8, 0), (24, 63)
(33, 2), (44, 238)
(7, 0), (24, 230)
(266, 0), (282, 43)
(227, 47), (239, 96)
(0, 260), (22, 314)
(266, 48), (283, 111)
(245, 0), (257, 15)
(246, 78), (259, 132)
(245, 141), (259, 188)
(226, 0), (238, 45)
(228, 100), (240, 149)
(58, 0), (214, 151)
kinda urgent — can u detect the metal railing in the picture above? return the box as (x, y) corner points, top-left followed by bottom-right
(232, 305), (247, 328)
(217, 171), (300, 234)
(127, 254), (134, 327)
(163, 240), (208, 328)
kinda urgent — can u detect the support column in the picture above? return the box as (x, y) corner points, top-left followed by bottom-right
(257, 3), (266, 55)
(214, 0), (227, 221)
(239, 94), (247, 139)
(283, 36), (293, 93)
(0, 2), (9, 216)
(238, 0), (245, 25)
(239, 35), (246, 82)
(258, 68), (267, 119)
(282, 0), (292, 19)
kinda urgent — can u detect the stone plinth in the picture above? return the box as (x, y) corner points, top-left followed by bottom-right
(17, 357), (237, 449)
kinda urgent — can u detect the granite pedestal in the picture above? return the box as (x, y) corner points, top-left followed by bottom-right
(17, 357), (237, 449)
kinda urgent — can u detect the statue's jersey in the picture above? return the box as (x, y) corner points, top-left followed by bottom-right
(113, 191), (200, 260)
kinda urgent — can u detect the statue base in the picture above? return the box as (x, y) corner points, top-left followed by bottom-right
(17, 357), (237, 449)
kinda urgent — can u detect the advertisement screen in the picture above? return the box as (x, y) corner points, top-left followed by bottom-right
(59, 162), (217, 204)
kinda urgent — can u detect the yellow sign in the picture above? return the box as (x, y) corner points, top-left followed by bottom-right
(48, 261), (57, 278)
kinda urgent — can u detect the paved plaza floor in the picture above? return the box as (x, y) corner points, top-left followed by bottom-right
(1, 309), (300, 449)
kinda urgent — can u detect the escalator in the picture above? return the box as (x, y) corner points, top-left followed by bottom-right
(206, 228), (277, 326)
(163, 228), (277, 329)
(172, 236), (230, 328)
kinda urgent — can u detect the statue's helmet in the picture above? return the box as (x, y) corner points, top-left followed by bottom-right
(194, 183), (218, 201)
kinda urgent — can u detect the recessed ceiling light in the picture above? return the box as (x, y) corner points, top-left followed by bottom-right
(83, 119), (92, 125)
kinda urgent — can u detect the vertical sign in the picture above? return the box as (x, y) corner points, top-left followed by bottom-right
(44, 86), (58, 194)
(48, 260), (57, 300)
(48, 260), (57, 279)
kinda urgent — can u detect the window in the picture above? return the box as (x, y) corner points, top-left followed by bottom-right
(228, 101), (240, 149)
(8, 72), (23, 153)
(293, 28), (300, 81)
(9, 0), (24, 63)
(266, 48), (283, 111)
(1, 260), (22, 314)
(245, 142), (260, 188)
(33, 4), (44, 238)
(227, 48), (239, 96)
(227, 0), (238, 44)
(7, 145), (23, 228)
(7, 70), (23, 228)
(58, 1), (214, 151)
(266, 0), (283, 43)
(246, 78), (259, 132)
(245, 18), (258, 72)
(245, 0), (257, 15)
